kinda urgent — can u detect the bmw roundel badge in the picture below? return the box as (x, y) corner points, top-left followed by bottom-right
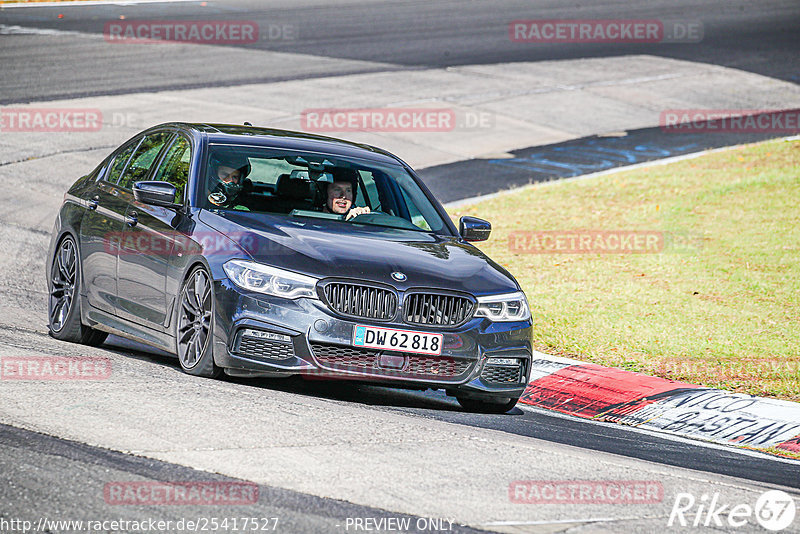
(391, 272), (407, 282)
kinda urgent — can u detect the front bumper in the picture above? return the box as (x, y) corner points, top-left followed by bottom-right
(212, 280), (532, 399)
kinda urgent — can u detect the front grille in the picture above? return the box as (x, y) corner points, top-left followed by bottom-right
(236, 337), (295, 360)
(310, 343), (471, 379)
(481, 364), (523, 384)
(403, 292), (474, 327)
(322, 282), (397, 321)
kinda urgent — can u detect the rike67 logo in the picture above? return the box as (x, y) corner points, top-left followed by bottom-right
(669, 490), (796, 531)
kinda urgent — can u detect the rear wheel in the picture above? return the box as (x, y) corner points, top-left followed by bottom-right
(457, 396), (519, 414)
(176, 266), (221, 378)
(48, 235), (108, 346)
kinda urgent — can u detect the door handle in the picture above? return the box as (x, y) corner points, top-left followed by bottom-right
(87, 196), (99, 211)
(126, 211), (138, 227)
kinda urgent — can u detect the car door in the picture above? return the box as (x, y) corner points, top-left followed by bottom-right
(116, 132), (192, 330)
(79, 137), (142, 315)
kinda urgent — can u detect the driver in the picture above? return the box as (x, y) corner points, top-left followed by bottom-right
(207, 153), (253, 209)
(322, 168), (370, 221)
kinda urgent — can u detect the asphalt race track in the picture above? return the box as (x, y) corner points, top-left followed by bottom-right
(1, 1), (799, 532)
(1, 0), (798, 103)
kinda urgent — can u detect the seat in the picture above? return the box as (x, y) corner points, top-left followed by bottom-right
(272, 173), (317, 213)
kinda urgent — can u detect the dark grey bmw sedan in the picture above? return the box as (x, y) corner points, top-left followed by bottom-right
(47, 123), (532, 412)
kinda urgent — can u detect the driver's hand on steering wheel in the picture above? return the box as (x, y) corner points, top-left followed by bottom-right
(345, 206), (371, 220)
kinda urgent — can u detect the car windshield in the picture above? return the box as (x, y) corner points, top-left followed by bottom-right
(201, 144), (448, 233)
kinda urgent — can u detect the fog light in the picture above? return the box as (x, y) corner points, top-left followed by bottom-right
(378, 352), (406, 370)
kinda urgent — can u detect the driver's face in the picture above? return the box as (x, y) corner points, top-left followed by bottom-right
(217, 165), (241, 183)
(327, 181), (353, 214)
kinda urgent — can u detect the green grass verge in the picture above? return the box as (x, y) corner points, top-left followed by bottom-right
(449, 138), (800, 401)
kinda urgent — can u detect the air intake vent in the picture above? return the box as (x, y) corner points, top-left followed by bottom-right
(310, 343), (472, 379)
(322, 282), (397, 321)
(403, 292), (474, 327)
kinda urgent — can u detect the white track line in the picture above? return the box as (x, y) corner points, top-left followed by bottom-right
(0, 23), (97, 36)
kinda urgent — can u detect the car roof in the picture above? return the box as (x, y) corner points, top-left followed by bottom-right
(158, 122), (405, 167)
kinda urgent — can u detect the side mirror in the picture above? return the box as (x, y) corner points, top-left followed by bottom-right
(459, 216), (491, 242)
(133, 181), (180, 209)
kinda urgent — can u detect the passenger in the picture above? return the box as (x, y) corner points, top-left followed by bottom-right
(322, 169), (370, 221)
(207, 153), (253, 209)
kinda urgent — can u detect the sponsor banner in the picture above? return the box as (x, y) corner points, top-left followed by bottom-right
(623, 389), (800, 448)
(777, 435), (800, 453)
(521, 359), (800, 449)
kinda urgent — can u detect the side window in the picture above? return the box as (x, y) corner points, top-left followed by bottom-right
(105, 140), (140, 184)
(118, 131), (173, 190)
(400, 188), (431, 231)
(152, 136), (191, 203)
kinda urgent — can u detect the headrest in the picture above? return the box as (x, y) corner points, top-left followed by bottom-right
(276, 173), (315, 200)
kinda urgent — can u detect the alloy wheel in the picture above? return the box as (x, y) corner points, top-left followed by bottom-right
(177, 269), (213, 369)
(49, 238), (77, 332)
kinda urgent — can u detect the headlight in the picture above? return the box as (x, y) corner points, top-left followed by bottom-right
(223, 260), (318, 299)
(474, 291), (530, 322)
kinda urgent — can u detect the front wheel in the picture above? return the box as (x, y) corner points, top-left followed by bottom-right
(457, 396), (519, 414)
(48, 235), (108, 346)
(176, 266), (221, 378)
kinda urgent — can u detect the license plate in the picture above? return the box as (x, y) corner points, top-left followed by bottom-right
(353, 325), (442, 355)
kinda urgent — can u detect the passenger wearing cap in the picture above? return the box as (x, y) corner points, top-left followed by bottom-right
(207, 153), (253, 209)
(322, 169), (370, 221)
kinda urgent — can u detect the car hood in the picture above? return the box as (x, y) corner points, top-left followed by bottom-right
(199, 210), (519, 296)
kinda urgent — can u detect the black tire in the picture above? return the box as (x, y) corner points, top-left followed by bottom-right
(457, 396), (519, 414)
(48, 235), (108, 346)
(176, 266), (221, 378)
(83, 329), (108, 346)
